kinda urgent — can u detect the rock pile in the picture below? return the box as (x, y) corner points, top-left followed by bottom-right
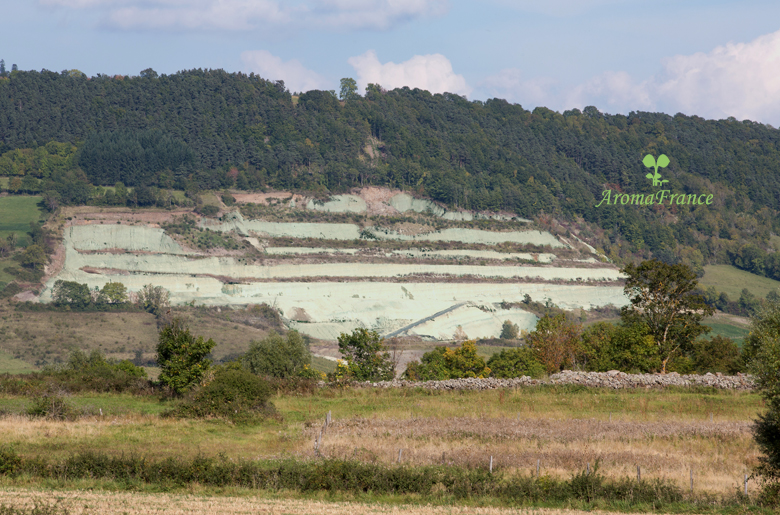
(356, 370), (754, 391)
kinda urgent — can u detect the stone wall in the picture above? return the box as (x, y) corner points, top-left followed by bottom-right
(356, 370), (754, 390)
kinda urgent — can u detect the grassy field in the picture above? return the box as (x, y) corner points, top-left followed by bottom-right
(702, 321), (751, 344)
(0, 386), (763, 498)
(312, 354), (337, 374)
(700, 264), (780, 299)
(0, 195), (45, 247)
(0, 351), (36, 374)
(0, 257), (17, 283)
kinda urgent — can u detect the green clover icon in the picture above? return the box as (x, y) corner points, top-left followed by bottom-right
(643, 154), (670, 186)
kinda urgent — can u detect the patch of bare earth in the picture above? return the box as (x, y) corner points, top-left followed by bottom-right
(60, 206), (194, 226)
(360, 186), (402, 216)
(0, 488), (655, 515)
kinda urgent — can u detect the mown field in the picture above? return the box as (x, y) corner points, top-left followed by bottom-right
(700, 265), (780, 300)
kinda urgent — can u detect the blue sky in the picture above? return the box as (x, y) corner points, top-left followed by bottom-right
(3, 0), (780, 124)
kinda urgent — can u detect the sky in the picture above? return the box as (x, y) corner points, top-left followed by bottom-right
(2, 0), (780, 125)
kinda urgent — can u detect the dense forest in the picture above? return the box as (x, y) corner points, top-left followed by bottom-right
(1, 67), (780, 276)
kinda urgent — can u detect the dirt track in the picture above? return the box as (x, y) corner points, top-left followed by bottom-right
(0, 488), (658, 515)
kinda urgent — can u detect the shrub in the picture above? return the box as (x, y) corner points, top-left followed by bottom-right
(197, 204), (219, 217)
(405, 341), (490, 380)
(487, 347), (545, 379)
(579, 322), (659, 373)
(0, 282), (22, 299)
(168, 364), (274, 424)
(26, 393), (79, 420)
(221, 192), (236, 206)
(692, 336), (743, 374)
(244, 330), (312, 379)
(157, 318), (215, 394)
(29, 349), (150, 394)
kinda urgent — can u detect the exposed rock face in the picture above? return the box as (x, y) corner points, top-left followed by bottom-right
(354, 371), (754, 390)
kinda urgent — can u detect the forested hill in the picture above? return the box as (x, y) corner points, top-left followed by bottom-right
(1, 68), (780, 274)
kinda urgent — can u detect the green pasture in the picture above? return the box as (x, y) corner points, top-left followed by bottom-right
(702, 320), (750, 345)
(700, 264), (780, 299)
(0, 195), (45, 247)
(0, 351), (36, 374)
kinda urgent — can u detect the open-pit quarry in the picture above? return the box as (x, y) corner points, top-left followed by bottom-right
(40, 189), (628, 341)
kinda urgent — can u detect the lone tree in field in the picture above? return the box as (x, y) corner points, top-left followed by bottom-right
(620, 259), (712, 373)
(156, 317), (216, 394)
(337, 328), (395, 381)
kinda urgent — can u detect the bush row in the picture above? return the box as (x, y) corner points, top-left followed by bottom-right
(0, 449), (697, 508)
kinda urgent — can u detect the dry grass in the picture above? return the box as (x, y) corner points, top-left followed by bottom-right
(0, 387), (763, 497)
(0, 487), (664, 515)
(0, 307), (160, 368)
(0, 303), (280, 370)
(310, 416), (757, 495)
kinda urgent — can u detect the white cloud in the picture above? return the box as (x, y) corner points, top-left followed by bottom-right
(477, 29), (780, 124)
(241, 50), (328, 93)
(654, 29), (780, 122)
(38, 0), (447, 31)
(564, 71), (653, 113)
(348, 50), (470, 96)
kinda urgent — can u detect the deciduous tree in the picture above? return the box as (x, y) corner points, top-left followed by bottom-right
(52, 280), (91, 309)
(620, 260), (713, 373)
(100, 281), (128, 304)
(337, 328), (394, 381)
(339, 77), (359, 101)
(156, 317), (216, 394)
(526, 313), (582, 373)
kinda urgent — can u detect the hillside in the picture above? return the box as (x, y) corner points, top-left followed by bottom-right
(37, 187), (623, 343)
(1, 69), (780, 278)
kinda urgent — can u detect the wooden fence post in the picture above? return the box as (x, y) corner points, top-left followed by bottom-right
(637, 465), (640, 482)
